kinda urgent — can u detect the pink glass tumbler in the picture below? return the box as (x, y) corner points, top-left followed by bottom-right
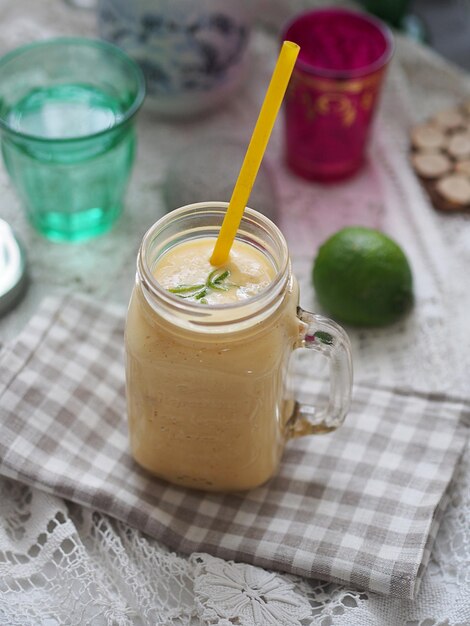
(282, 8), (394, 182)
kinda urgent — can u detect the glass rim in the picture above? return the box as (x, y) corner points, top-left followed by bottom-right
(138, 201), (290, 316)
(282, 7), (395, 80)
(0, 36), (146, 144)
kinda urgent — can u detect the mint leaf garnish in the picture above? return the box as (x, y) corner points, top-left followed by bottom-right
(168, 269), (233, 303)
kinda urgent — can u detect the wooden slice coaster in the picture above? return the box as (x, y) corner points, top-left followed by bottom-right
(447, 131), (470, 159)
(410, 125), (446, 151)
(410, 102), (470, 212)
(435, 174), (470, 210)
(454, 159), (470, 176)
(411, 152), (451, 179)
(432, 108), (465, 131)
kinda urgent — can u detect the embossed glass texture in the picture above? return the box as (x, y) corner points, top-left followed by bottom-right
(0, 38), (145, 241)
(282, 8), (393, 181)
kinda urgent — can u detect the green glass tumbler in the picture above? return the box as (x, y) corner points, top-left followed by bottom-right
(0, 38), (145, 242)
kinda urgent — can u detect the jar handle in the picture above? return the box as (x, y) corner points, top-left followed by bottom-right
(286, 306), (353, 438)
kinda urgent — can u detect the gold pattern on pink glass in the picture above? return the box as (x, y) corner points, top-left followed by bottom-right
(291, 70), (383, 93)
(300, 91), (356, 126)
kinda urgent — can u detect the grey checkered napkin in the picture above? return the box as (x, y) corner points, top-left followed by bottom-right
(0, 295), (467, 599)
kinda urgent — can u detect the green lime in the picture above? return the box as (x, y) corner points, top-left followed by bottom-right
(312, 226), (413, 327)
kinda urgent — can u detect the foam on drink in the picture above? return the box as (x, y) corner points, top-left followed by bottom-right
(154, 237), (276, 305)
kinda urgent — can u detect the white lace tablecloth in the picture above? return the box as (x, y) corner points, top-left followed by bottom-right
(0, 1), (469, 625)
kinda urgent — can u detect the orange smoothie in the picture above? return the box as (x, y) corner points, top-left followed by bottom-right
(125, 236), (300, 491)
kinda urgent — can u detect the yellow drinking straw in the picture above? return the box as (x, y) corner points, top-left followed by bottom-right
(210, 40), (300, 266)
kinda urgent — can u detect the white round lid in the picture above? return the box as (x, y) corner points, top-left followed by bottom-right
(0, 219), (28, 317)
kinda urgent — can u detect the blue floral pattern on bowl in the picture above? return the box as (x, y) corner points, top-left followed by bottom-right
(98, 0), (252, 114)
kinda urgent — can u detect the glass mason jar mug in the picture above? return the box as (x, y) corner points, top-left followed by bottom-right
(125, 202), (353, 491)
